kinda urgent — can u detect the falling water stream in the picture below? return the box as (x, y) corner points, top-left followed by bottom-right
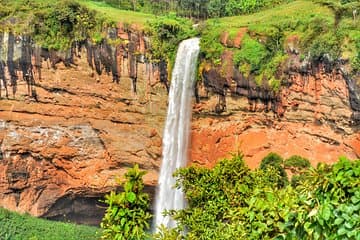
(154, 38), (200, 229)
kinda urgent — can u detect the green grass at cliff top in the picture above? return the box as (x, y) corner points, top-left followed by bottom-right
(0, 207), (101, 240)
(79, 0), (335, 28)
(2, 0), (155, 27)
(211, 0), (334, 30)
(0, 0), (339, 29)
(77, 0), (155, 25)
(79, 0), (334, 28)
(78, 0), (341, 34)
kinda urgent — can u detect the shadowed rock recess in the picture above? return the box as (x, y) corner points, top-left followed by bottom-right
(0, 23), (359, 225)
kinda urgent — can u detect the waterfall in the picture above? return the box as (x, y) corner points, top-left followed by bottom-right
(154, 38), (200, 229)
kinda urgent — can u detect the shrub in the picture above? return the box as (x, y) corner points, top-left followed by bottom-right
(145, 13), (196, 66)
(260, 152), (288, 188)
(284, 155), (311, 169)
(233, 34), (269, 73)
(157, 154), (296, 239)
(284, 157), (360, 239)
(199, 20), (225, 62)
(154, 154), (360, 240)
(100, 164), (152, 240)
(284, 155), (311, 187)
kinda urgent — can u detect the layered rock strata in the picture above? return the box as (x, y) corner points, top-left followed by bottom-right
(0, 26), (168, 224)
(191, 35), (360, 168)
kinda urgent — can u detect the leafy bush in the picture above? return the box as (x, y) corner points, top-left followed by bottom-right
(1, 0), (109, 50)
(260, 152), (284, 168)
(283, 157), (360, 239)
(100, 164), (152, 240)
(145, 13), (196, 70)
(260, 152), (288, 187)
(233, 34), (269, 73)
(309, 32), (342, 62)
(284, 155), (311, 169)
(33, 1), (106, 50)
(349, 32), (360, 73)
(154, 153), (360, 240)
(284, 155), (311, 187)
(157, 154), (294, 239)
(0, 207), (100, 240)
(199, 20), (225, 62)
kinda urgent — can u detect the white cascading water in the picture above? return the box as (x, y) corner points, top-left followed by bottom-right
(154, 38), (200, 229)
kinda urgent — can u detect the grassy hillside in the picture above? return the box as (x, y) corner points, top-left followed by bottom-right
(0, 208), (101, 240)
(76, 0), (155, 26)
(217, 0), (333, 29)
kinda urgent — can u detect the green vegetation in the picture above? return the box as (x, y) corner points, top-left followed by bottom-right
(155, 154), (360, 240)
(233, 34), (269, 72)
(1, 0), (358, 84)
(0, 0), (111, 50)
(259, 152), (288, 188)
(0, 0), (150, 50)
(0, 154), (358, 240)
(145, 13), (196, 67)
(100, 164), (152, 240)
(0, 0), (359, 239)
(90, 0), (289, 18)
(284, 155), (311, 169)
(77, 0), (155, 25)
(199, 0), (360, 91)
(285, 157), (360, 239)
(0, 207), (100, 240)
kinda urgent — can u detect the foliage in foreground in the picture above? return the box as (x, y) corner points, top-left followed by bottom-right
(155, 154), (360, 240)
(100, 164), (152, 240)
(0, 207), (100, 240)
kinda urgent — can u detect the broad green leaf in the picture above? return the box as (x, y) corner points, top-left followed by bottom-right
(337, 227), (347, 236)
(334, 217), (344, 225)
(126, 192), (137, 203)
(322, 205), (331, 221)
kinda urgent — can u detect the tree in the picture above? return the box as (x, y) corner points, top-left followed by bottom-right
(207, 0), (227, 18)
(260, 152), (288, 188)
(100, 164), (152, 240)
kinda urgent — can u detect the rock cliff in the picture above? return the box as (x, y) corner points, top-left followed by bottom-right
(0, 26), (168, 225)
(0, 24), (359, 226)
(191, 35), (360, 168)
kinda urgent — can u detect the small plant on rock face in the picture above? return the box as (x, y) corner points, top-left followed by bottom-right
(100, 164), (152, 240)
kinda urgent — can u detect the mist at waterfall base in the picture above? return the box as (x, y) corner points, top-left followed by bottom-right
(153, 38), (200, 230)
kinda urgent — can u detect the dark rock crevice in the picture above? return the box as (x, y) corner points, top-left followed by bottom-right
(42, 194), (107, 226)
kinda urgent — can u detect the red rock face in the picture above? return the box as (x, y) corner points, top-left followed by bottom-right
(0, 55), (168, 224)
(191, 69), (360, 169)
